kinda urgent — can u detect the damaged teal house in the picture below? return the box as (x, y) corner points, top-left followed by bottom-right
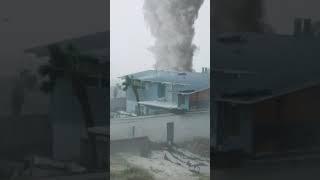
(122, 69), (210, 115)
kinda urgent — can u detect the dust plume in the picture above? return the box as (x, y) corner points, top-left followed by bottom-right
(213, 0), (267, 33)
(144, 0), (204, 72)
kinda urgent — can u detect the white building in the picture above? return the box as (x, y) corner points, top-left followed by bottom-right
(122, 69), (210, 115)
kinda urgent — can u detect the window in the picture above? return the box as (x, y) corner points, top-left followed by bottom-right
(178, 94), (185, 106)
(158, 84), (166, 98)
(224, 103), (240, 136)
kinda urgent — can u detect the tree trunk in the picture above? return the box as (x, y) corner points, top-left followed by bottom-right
(132, 87), (141, 116)
(72, 77), (97, 168)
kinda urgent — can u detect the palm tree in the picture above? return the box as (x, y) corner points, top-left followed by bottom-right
(122, 75), (141, 116)
(38, 44), (100, 167)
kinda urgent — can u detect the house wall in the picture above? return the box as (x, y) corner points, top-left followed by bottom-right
(213, 102), (254, 154)
(254, 85), (320, 154)
(212, 101), (220, 148)
(165, 83), (174, 102)
(126, 82), (158, 113)
(215, 87), (320, 155)
(280, 85), (320, 150)
(239, 105), (254, 154)
(185, 96), (189, 110)
(126, 82), (182, 114)
(87, 86), (107, 126)
(141, 82), (158, 100)
(189, 89), (210, 110)
(110, 97), (126, 112)
(50, 78), (84, 162)
(50, 78), (107, 162)
(254, 98), (279, 153)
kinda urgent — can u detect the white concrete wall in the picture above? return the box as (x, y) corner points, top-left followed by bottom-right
(110, 111), (210, 143)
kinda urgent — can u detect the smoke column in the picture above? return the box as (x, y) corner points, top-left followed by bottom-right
(144, 0), (204, 72)
(213, 0), (266, 33)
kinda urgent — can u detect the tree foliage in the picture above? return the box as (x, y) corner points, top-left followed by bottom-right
(122, 75), (141, 115)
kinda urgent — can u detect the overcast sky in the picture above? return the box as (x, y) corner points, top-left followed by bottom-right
(264, 0), (320, 34)
(110, 0), (210, 80)
(0, 0), (320, 79)
(0, 0), (107, 77)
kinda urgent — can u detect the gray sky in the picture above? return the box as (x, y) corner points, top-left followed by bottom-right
(0, 0), (319, 78)
(110, 0), (210, 80)
(264, 0), (320, 34)
(0, 0), (107, 77)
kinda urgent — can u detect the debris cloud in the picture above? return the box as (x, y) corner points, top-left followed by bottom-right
(144, 0), (204, 72)
(213, 0), (266, 33)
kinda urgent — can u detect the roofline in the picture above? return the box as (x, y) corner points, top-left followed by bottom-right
(138, 101), (180, 110)
(24, 31), (108, 57)
(214, 97), (255, 104)
(118, 69), (209, 86)
(119, 69), (209, 78)
(178, 87), (210, 95)
(215, 81), (320, 104)
(119, 74), (191, 86)
(110, 110), (209, 121)
(213, 68), (256, 75)
(214, 32), (296, 38)
(139, 79), (190, 86)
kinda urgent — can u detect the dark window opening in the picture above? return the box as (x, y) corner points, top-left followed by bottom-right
(178, 95), (185, 106)
(224, 103), (240, 137)
(158, 84), (166, 98)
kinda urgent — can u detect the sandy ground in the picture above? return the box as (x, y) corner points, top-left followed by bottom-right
(214, 166), (320, 180)
(9, 173), (107, 180)
(213, 158), (320, 180)
(111, 149), (210, 180)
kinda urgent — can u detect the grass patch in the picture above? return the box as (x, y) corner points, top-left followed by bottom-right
(110, 166), (154, 180)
